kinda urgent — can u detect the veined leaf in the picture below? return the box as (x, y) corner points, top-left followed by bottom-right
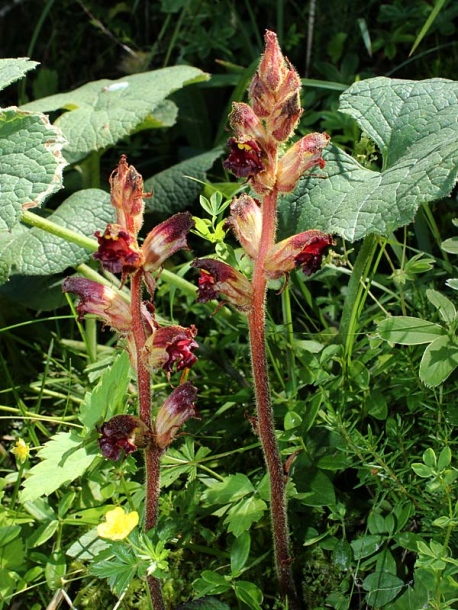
(19, 431), (98, 503)
(279, 78), (458, 242)
(377, 316), (446, 345)
(0, 57), (38, 91)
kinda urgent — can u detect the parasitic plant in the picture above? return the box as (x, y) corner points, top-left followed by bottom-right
(193, 30), (332, 609)
(63, 155), (198, 610)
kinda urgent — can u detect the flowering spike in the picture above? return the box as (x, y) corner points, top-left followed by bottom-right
(264, 231), (334, 279)
(143, 325), (198, 376)
(142, 212), (195, 273)
(153, 382), (198, 449)
(94, 223), (143, 275)
(62, 276), (132, 332)
(192, 258), (254, 313)
(98, 414), (152, 461)
(276, 132), (330, 193)
(109, 154), (150, 236)
(225, 194), (263, 259)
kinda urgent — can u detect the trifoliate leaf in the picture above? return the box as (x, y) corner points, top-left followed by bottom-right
(10, 188), (112, 276)
(279, 77), (458, 242)
(21, 67), (209, 163)
(19, 431), (98, 503)
(0, 108), (66, 231)
(0, 58), (38, 91)
(144, 148), (223, 215)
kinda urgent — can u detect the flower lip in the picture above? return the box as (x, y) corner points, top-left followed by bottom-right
(98, 414), (152, 461)
(264, 231), (334, 279)
(222, 137), (265, 179)
(143, 325), (198, 376)
(94, 223), (142, 275)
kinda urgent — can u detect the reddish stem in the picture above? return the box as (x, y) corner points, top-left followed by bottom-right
(248, 189), (300, 609)
(130, 270), (165, 609)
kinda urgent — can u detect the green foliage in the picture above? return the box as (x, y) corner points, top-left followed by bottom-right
(2, 4), (458, 609)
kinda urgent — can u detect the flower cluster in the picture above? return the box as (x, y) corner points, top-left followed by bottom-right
(63, 156), (199, 461)
(194, 31), (333, 312)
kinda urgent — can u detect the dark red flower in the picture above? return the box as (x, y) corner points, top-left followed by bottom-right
(294, 235), (334, 276)
(222, 137), (264, 179)
(94, 223), (142, 274)
(144, 325), (198, 376)
(98, 415), (152, 461)
(192, 259), (253, 312)
(153, 382), (199, 449)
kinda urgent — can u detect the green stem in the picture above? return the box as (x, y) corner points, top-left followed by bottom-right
(248, 189), (300, 609)
(337, 234), (378, 366)
(21, 211), (98, 251)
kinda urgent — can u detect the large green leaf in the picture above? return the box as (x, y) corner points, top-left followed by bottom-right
(419, 335), (458, 387)
(0, 108), (66, 231)
(377, 316), (446, 345)
(7, 188), (112, 278)
(0, 57), (38, 91)
(279, 77), (458, 242)
(21, 67), (209, 163)
(144, 148), (223, 215)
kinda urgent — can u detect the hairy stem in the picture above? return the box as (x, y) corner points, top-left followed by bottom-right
(248, 189), (299, 609)
(130, 270), (165, 609)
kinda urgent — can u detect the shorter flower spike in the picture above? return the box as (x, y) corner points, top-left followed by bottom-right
(142, 212), (195, 273)
(94, 223), (142, 275)
(264, 231), (334, 279)
(110, 155), (150, 236)
(62, 276), (132, 333)
(153, 382), (198, 449)
(192, 258), (254, 313)
(98, 414), (152, 461)
(144, 325), (198, 376)
(97, 506), (139, 540)
(225, 194), (262, 259)
(276, 132), (330, 193)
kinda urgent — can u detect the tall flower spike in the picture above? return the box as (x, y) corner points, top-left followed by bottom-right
(192, 258), (254, 313)
(153, 382), (199, 449)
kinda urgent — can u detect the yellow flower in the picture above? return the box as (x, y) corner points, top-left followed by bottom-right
(97, 506), (139, 541)
(11, 438), (30, 464)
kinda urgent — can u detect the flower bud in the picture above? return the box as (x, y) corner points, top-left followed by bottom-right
(192, 258), (254, 313)
(153, 382), (198, 449)
(98, 415), (152, 461)
(110, 155), (149, 236)
(94, 223), (143, 275)
(228, 102), (267, 141)
(142, 212), (195, 273)
(143, 325), (198, 376)
(264, 231), (333, 279)
(225, 194), (262, 259)
(62, 276), (132, 332)
(276, 132), (330, 193)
